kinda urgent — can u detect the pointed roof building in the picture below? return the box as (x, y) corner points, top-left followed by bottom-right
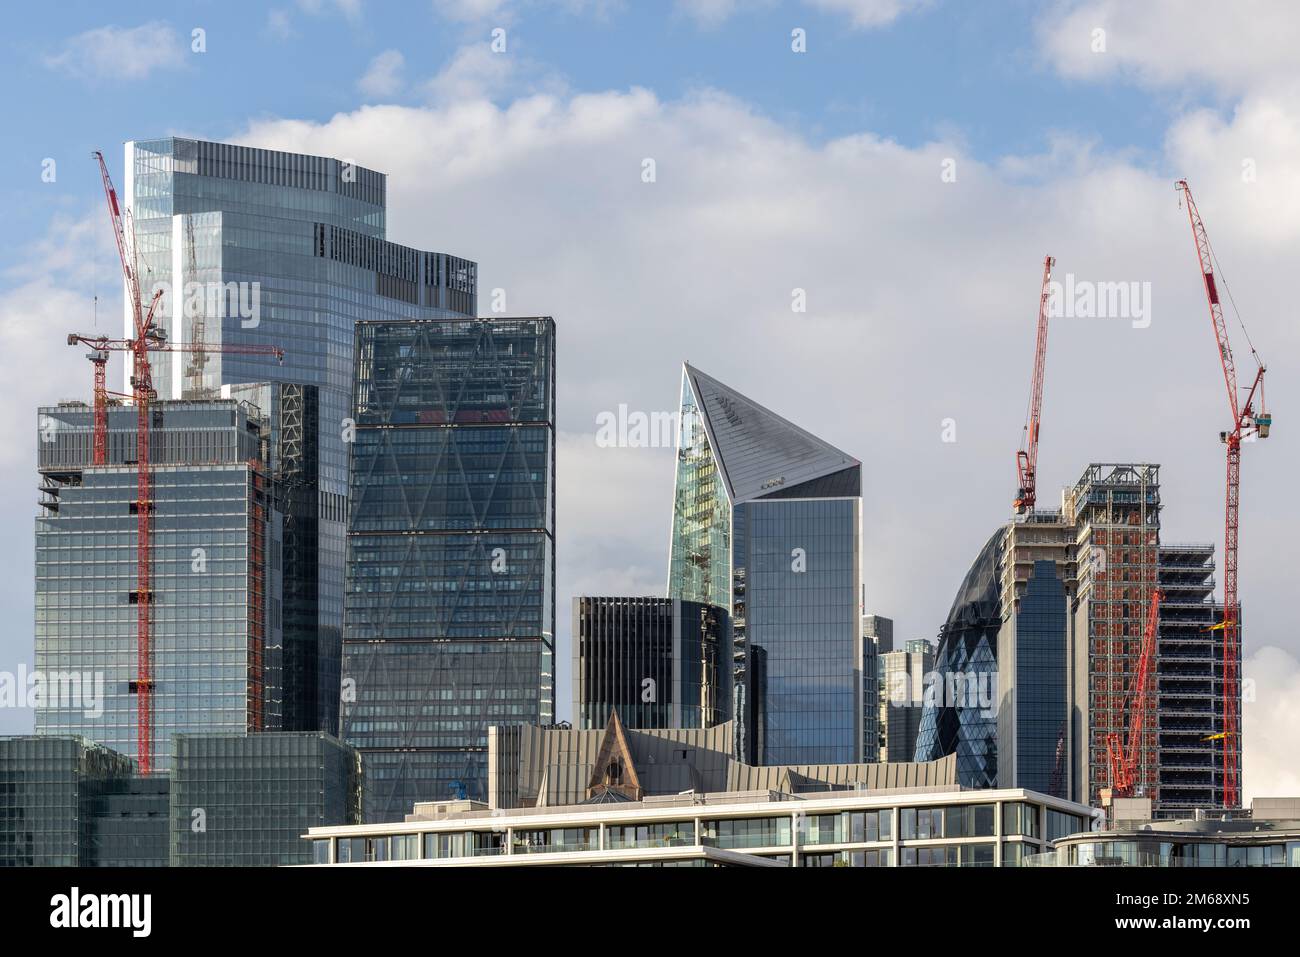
(682, 363), (860, 504)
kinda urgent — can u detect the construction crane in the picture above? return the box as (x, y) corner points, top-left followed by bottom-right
(75, 151), (283, 774)
(1106, 588), (1164, 799)
(1014, 255), (1055, 513)
(1176, 179), (1270, 809)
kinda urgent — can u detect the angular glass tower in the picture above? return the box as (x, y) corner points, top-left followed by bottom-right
(121, 137), (476, 733)
(344, 317), (555, 821)
(667, 364), (862, 766)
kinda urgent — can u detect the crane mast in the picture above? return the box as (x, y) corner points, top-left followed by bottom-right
(84, 152), (282, 773)
(1014, 255), (1055, 513)
(1107, 589), (1164, 798)
(1175, 179), (1270, 809)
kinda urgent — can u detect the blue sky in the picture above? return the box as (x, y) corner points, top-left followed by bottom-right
(2, 1), (1298, 796)
(1, 0), (1213, 250)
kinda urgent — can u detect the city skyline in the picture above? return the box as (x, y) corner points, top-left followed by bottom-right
(1, 1), (1298, 804)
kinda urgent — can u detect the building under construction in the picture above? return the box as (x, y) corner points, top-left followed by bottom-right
(1064, 464), (1163, 809)
(1157, 544), (1233, 813)
(35, 398), (284, 769)
(921, 463), (1239, 815)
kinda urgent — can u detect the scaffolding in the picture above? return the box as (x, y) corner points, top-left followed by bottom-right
(1065, 464), (1161, 806)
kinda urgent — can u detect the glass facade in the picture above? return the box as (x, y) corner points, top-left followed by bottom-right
(343, 318), (555, 820)
(667, 364), (862, 766)
(573, 596), (729, 730)
(0, 736), (134, 867)
(124, 137), (475, 735)
(169, 732), (361, 866)
(1014, 561), (1067, 796)
(914, 529), (1002, 787)
(742, 498), (860, 765)
(35, 402), (283, 771)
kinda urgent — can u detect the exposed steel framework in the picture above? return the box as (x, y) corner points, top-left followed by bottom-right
(1106, 588), (1164, 798)
(1176, 180), (1269, 809)
(1014, 255), (1055, 513)
(69, 152), (282, 774)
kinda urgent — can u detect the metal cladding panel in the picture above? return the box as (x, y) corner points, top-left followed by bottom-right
(684, 364), (859, 504)
(497, 720), (955, 808)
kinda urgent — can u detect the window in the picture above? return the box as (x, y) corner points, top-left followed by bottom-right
(702, 816), (792, 850)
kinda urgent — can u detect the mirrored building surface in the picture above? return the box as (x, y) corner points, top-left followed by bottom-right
(667, 364), (862, 766)
(344, 317), (555, 821)
(122, 137), (476, 734)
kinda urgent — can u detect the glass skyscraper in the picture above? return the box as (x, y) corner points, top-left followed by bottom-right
(121, 137), (475, 733)
(667, 364), (862, 766)
(914, 529), (1002, 788)
(343, 317), (555, 821)
(35, 400), (284, 770)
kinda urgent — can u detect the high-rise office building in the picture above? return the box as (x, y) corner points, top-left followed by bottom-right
(572, 596), (730, 730)
(861, 614), (893, 763)
(667, 363), (862, 766)
(120, 137), (476, 733)
(343, 317), (555, 821)
(35, 400), (284, 769)
(914, 530), (1004, 787)
(881, 639), (933, 763)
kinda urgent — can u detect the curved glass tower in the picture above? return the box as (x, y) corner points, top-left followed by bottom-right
(914, 529), (1003, 788)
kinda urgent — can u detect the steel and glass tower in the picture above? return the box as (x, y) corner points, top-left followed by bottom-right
(120, 138), (475, 733)
(344, 317), (555, 821)
(667, 364), (862, 766)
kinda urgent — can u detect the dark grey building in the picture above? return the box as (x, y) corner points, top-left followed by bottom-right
(35, 400), (284, 769)
(121, 137), (476, 735)
(667, 364), (862, 766)
(862, 614), (893, 763)
(572, 596), (730, 730)
(343, 317), (556, 821)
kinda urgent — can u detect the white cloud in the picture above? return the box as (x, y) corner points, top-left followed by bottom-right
(433, 0), (515, 21)
(43, 22), (186, 81)
(1244, 646), (1300, 800)
(675, 0), (924, 29)
(1038, 0), (1300, 95)
(804, 0), (929, 29)
(232, 72), (1300, 719)
(422, 42), (554, 104)
(674, 0), (749, 28)
(297, 0), (364, 21)
(266, 9), (296, 39)
(359, 49), (407, 98)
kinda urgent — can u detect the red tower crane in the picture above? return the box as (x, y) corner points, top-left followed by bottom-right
(1106, 588), (1164, 798)
(75, 151), (283, 774)
(1175, 180), (1270, 809)
(1014, 255), (1055, 513)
